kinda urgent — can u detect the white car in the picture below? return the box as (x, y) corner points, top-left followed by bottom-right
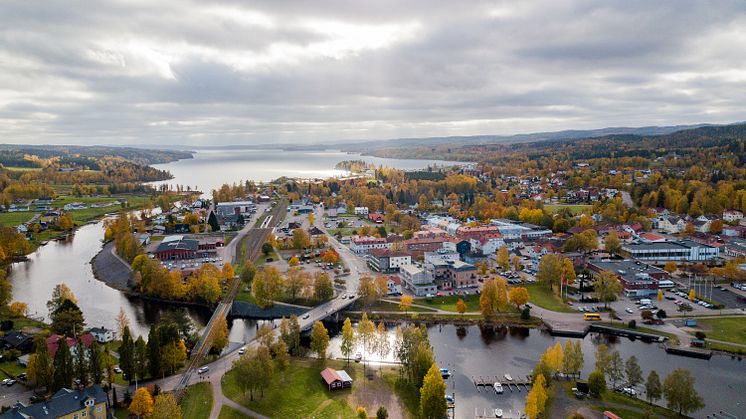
(198, 366), (209, 374)
(238, 347), (246, 355)
(302, 313), (310, 319)
(625, 307), (633, 314)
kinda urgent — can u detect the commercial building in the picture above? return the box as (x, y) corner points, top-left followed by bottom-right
(588, 259), (669, 297)
(216, 201), (255, 216)
(429, 260), (479, 289)
(367, 249), (411, 273)
(350, 236), (389, 254)
(400, 264), (437, 296)
(621, 239), (719, 261)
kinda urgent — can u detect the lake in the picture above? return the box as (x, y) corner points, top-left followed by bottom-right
(150, 148), (465, 193)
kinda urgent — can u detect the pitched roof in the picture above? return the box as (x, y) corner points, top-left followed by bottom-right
(320, 367), (341, 385)
(1, 385), (106, 419)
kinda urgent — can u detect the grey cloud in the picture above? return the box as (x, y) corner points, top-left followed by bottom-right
(0, 0), (745, 145)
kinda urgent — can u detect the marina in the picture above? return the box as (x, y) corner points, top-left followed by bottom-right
(472, 375), (532, 393)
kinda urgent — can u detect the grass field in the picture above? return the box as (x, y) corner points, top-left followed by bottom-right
(4, 166), (42, 171)
(0, 212), (37, 226)
(222, 359), (356, 419)
(523, 283), (577, 313)
(218, 406), (253, 419)
(181, 382), (213, 419)
(0, 194), (151, 227)
(415, 294), (482, 312)
(363, 299), (436, 313)
(544, 204), (593, 215)
(694, 317), (746, 345)
(0, 360), (26, 378)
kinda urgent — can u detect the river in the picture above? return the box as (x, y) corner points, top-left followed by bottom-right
(326, 323), (745, 417)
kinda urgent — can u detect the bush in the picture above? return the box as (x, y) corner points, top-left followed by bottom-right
(588, 370), (606, 396)
(376, 406), (389, 419)
(656, 309), (667, 319)
(0, 320), (13, 332)
(628, 320), (636, 329)
(695, 331), (707, 340)
(521, 307), (531, 320)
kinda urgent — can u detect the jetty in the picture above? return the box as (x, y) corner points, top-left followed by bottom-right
(472, 374), (532, 393)
(664, 345), (713, 360)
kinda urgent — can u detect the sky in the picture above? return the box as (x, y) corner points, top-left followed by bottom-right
(1, 1), (746, 146)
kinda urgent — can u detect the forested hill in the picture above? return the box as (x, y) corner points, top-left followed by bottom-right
(351, 123), (746, 163)
(0, 144), (192, 168)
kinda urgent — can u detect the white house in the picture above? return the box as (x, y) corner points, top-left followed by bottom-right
(349, 236), (389, 254)
(387, 276), (402, 295)
(90, 326), (115, 343)
(656, 216), (687, 234)
(723, 210), (744, 223)
(354, 207), (369, 216)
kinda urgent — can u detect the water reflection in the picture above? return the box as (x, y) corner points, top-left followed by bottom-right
(325, 322), (743, 417)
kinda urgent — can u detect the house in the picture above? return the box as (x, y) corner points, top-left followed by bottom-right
(320, 368), (353, 391)
(47, 333), (95, 358)
(354, 207), (369, 216)
(429, 260), (479, 289)
(724, 210), (744, 223)
(154, 237), (200, 260)
(1, 331), (33, 353)
(90, 326), (115, 343)
(368, 213), (385, 224)
(655, 216), (687, 234)
(387, 276), (402, 295)
(1, 385), (108, 419)
(216, 201), (255, 216)
(639, 232), (666, 243)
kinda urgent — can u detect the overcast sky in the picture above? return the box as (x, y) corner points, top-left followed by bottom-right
(1, 1), (745, 146)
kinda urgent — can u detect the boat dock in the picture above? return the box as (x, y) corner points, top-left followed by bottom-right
(664, 345), (713, 360)
(472, 375), (532, 393)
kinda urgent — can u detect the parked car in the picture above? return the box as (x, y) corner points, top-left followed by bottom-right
(198, 366), (209, 374)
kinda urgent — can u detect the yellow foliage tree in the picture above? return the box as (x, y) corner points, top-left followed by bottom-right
(399, 295), (413, 313)
(289, 256), (300, 267)
(8, 301), (28, 318)
(456, 298), (467, 315)
(508, 287), (529, 308)
(129, 387), (154, 418)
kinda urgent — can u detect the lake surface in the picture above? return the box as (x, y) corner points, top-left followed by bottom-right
(326, 323), (745, 417)
(150, 148), (465, 193)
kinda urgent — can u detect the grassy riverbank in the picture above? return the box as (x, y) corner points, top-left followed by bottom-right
(181, 382), (214, 419)
(524, 283), (577, 313)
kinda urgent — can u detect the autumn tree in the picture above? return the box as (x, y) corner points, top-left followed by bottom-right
(252, 266), (283, 308)
(129, 387), (154, 418)
(341, 317), (355, 364)
(604, 231), (622, 255)
(625, 355), (643, 388)
(8, 301), (28, 318)
(399, 295), (413, 313)
(152, 393), (182, 419)
(508, 287), (529, 308)
(456, 298), (467, 315)
(663, 261), (677, 274)
(645, 370), (662, 405)
(313, 272), (334, 301)
(47, 283), (77, 315)
(480, 278), (508, 318)
(310, 320), (330, 359)
(525, 373), (548, 419)
(497, 247), (510, 271)
(663, 368), (704, 415)
(211, 316), (229, 352)
(594, 271), (622, 308)
(420, 363), (447, 419)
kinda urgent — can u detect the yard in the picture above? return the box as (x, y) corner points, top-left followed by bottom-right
(414, 294), (482, 312)
(693, 317), (746, 346)
(523, 283), (577, 313)
(180, 382), (214, 419)
(222, 358), (403, 419)
(544, 204), (593, 215)
(218, 406), (253, 418)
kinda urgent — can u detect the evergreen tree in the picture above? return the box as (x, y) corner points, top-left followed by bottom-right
(53, 342), (73, 391)
(135, 336), (148, 381)
(208, 211), (220, 233)
(119, 326), (135, 382)
(89, 342), (103, 384)
(147, 326), (162, 378)
(74, 342), (89, 386)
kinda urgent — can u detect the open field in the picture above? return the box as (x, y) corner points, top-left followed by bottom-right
(524, 283), (577, 313)
(218, 406), (253, 418)
(415, 294), (483, 312)
(693, 317), (746, 345)
(181, 382), (213, 419)
(544, 204), (593, 215)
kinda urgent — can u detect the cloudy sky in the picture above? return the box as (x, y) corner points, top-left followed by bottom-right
(1, 1), (745, 146)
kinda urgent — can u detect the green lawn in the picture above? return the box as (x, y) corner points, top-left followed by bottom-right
(0, 212), (38, 227)
(364, 299), (436, 313)
(180, 382), (213, 419)
(694, 317), (746, 345)
(0, 360), (26, 378)
(4, 166), (42, 171)
(544, 204), (593, 215)
(523, 283), (577, 313)
(415, 294), (482, 312)
(222, 359), (356, 419)
(218, 406), (253, 419)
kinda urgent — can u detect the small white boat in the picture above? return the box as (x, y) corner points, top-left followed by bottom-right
(354, 353), (362, 362)
(494, 408), (503, 418)
(504, 373), (513, 381)
(493, 382), (503, 394)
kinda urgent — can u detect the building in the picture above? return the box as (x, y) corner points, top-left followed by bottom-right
(47, 333), (94, 358)
(354, 207), (369, 216)
(349, 236), (389, 254)
(151, 235), (221, 260)
(400, 264), (437, 296)
(215, 201), (255, 216)
(367, 249), (411, 273)
(724, 210), (744, 223)
(89, 326), (115, 343)
(423, 249), (460, 265)
(387, 276), (402, 295)
(655, 216), (687, 234)
(621, 240), (719, 261)
(429, 260), (479, 289)
(403, 237), (448, 254)
(320, 368), (353, 391)
(1, 385), (108, 419)
(455, 225), (502, 241)
(1, 331), (33, 353)
(588, 259), (669, 297)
